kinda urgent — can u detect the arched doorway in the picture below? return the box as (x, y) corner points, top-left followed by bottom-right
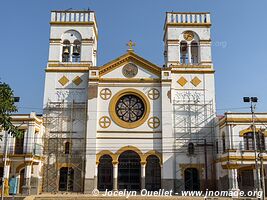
(184, 168), (200, 191)
(19, 168), (25, 193)
(118, 150), (141, 191)
(98, 155), (113, 191)
(59, 167), (74, 191)
(145, 155), (161, 191)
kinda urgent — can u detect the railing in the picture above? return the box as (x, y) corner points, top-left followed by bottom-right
(166, 12), (211, 24)
(51, 10), (96, 23)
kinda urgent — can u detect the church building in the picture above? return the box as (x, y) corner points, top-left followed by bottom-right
(42, 10), (216, 193)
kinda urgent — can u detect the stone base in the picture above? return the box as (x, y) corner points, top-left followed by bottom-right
(84, 178), (94, 194)
(161, 179), (175, 191)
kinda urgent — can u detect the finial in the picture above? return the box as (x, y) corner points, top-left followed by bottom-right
(127, 40), (136, 52)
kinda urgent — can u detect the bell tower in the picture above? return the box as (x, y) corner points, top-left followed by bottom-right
(43, 10), (98, 105)
(162, 12), (216, 191)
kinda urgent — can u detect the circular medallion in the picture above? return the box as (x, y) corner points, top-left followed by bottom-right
(148, 88), (160, 100)
(109, 89), (150, 129)
(100, 88), (112, 100)
(147, 117), (160, 129)
(183, 31), (194, 41)
(122, 63), (138, 78)
(99, 116), (111, 128)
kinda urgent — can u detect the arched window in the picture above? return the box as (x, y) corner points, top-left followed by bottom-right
(180, 41), (188, 64)
(244, 133), (254, 150)
(188, 142), (195, 155)
(256, 131), (265, 151)
(191, 41), (199, 64)
(222, 133), (226, 153)
(64, 142), (70, 154)
(62, 40), (70, 62)
(72, 40), (81, 62)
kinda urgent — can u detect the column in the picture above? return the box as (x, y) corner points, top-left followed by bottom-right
(188, 44), (192, 64)
(22, 161), (32, 195)
(141, 162), (146, 190)
(229, 168), (239, 198)
(113, 161), (118, 191)
(94, 163), (98, 189)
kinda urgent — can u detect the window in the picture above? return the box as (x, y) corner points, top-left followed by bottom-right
(62, 40), (70, 62)
(244, 133), (254, 150)
(215, 140), (219, 154)
(188, 142), (195, 155)
(256, 132), (265, 151)
(191, 41), (199, 64)
(180, 41), (188, 64)
(72, 40), (81, 62)
(64, 142), (70, 154)
(15, 133), (24, 154)
(222, 133), (226, 153)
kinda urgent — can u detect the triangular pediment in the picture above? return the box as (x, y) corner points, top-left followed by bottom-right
(98, 51), (161, 77)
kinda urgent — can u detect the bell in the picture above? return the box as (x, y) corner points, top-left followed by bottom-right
(63, 47), (69, 55)
(72, 46), (80, 56)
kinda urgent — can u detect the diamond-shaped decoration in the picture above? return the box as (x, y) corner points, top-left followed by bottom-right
(177, 76), (188, 87)
(191, 76), (201, 87)
(73, 76), (83, 86)
(58, 75), (69, 86)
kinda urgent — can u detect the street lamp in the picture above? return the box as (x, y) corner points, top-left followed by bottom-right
(243, 96), (263, 200)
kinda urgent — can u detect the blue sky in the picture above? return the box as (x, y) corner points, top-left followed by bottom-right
(1, 0), (267, 114)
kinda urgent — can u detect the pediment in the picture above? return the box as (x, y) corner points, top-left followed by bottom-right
(98, 51), (161, 78)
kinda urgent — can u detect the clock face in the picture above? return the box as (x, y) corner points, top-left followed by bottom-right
(183, 31), (194, 41)
(122, 63), (138, 78)
(115, 94), (145, 122)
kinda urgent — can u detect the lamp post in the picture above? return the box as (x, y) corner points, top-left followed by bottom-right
(243, 97), (263, 199)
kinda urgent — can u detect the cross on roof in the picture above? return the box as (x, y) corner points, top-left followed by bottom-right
(127, 40), (136, 51)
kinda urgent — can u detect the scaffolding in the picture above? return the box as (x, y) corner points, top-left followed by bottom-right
(172, 93), (216, 191)
(42, 100), (87, 193)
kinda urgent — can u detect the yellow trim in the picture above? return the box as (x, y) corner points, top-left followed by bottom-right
(171, 65), (212, 69)
(97, 130), (161, 133)
(166, 22), (211, 27)
(98, 116), (111, 128)
(109, 89), (150, 129)
(171, 70), (215, 74)
(48, 63), (91, 67)
(239, 128), (267, 136)
(99, 51), (161, 77)
(96, 150), (116, 164)
(115, 146), (144, 163)
(144, 150), (162, 164)
(98, 78), (161, 83)
(46, 67), (89, 72)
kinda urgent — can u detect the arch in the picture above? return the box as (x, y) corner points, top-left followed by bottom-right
(64, 141), (70, 154)
(180, 30), (200, 41)
(96, 150), (116, 164)
(143, 150), (162, 165)
(190, 41), (199, 64)
(16, 163), (25, 173)
(188, 142), (195, 155)
(145, 155), (161, 191)
(118, 150), (141, 191)
(115, 146), (143, 162)
(61, 30), (82, 42)
(98, 154), (113, 191)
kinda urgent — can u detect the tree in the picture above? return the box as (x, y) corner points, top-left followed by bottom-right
(0, 82), (22, 139)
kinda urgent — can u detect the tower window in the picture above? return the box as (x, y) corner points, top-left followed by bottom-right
(62, 40), (70, 62)
(188, 142), (195, 155)
(72, 40), (81, 62)
(244, 133), (254, 150)
(222, 133), (226, 153)
(65, 142), (70, 154)
(180, 41), (188, 64)
(191, 41), (199, 64)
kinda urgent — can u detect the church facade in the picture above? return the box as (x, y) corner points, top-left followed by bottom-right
(42, 10), (216, 193)
(3, 9), (267, 196)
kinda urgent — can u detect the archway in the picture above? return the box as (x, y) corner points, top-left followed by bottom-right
(118, 150), (141, 191)
(19, 168), (25, 194)
(59, 167), (74, 191)
(184, 168), (200, 191)
(145, 155), (161, 191)
(98, 155), (113, 191)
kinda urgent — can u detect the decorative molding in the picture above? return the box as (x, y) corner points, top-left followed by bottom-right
(58, 76), (69, 86)
(191, 76), (201, 87)
(72, 76), (83, 86)
(177, 76), (188, 87)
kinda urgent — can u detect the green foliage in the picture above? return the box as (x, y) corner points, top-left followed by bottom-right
(0, 82), (22, 139)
